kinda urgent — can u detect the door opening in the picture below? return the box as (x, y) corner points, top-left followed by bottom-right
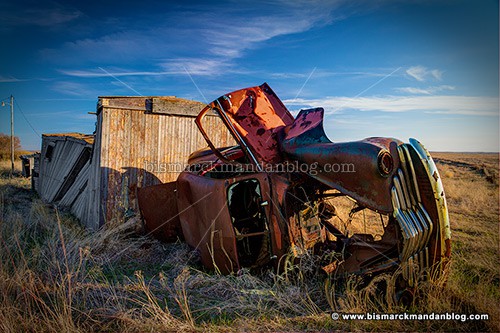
(227, 179), (270, 267)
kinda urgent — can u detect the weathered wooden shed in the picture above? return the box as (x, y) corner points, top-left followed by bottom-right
(37, 133), (94, 221)
(31, 153), (40, 191)
(83, 96), (233, 230)
(20, 153), (38, 178)
(36, 96), (232, 230)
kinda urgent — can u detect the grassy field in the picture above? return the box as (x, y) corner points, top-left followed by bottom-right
(0, 154), (498, 332)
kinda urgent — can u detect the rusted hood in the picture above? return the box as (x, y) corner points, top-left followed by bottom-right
(199, 83), (294, 165)
(281, 107), (402, 213)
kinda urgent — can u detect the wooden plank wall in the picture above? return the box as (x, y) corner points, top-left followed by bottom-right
(84, 114), (104, 230)
(85, 96), (234, 228)
(32, 153), (40, 191)
(37, 134), (94, 226)
(38, 134), (93, 203)
(59, 159), (91, 218)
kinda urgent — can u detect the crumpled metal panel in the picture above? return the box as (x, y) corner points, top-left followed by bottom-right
(281, 108), (402, 213)
(176, 171), (239, 273)
(200, 82), (294, 165)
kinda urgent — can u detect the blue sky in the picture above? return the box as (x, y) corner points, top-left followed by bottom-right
(0, 0), (498, 152)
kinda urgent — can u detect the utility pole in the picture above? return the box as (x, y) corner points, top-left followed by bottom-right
(10, 95), (14, 178)
(1, 95), (15, 178)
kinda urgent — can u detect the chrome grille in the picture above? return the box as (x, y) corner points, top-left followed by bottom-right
(391, 144), (434, 286)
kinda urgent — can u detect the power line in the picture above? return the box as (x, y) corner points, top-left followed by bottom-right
(14, 99), (41, 138)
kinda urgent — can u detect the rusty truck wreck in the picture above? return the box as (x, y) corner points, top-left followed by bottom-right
(139, 83), (451, 293)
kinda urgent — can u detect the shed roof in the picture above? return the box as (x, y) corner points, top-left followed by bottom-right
(42, 133), (94, 145)
(98, 96), (207, 117)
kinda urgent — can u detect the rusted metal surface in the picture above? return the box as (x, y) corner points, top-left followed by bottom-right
(176, 171), (239, 273)
(281, 107), (401, 213)
(138, 182), (182, 242)
(198, 83), (294, 165)
(176, 171), (274, 273)
(137, 83), (451, 294)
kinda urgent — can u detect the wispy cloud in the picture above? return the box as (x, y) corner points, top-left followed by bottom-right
(98, 67), (143, 96)
(178, 1), (346, 74)
(0, 75), (22, 83)
(285, 95), (499, 116)
(0, 5), (82, 28)
(40, 29), (172, 63)
(61, 61), (245, 78)
(51, 81), (99, 97)
(61, 66), (399, 80)
(53, 1), (349, 76)
(28, 110), (93, 119)
(160, 58), (235, 76)
(406, 66), (443, 82)
(395, 85), (455, 95)
(269, 69), (402, 79)
(203, 14), (322, 59)
(60, 68), (180, 77)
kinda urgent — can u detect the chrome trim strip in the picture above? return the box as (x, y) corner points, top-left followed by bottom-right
(409, 138), (451, 242)
(391, 187), (411, 261)
(403, 144), (434, 247)
(402, 145), (421, 203)
(398, 170), (425, 252)
(393, 176), (418, 259)
(393, 141), (448, 284)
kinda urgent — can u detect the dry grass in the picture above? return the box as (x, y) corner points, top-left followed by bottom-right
(0, 153), (498, 332)
(432, 152), (499, 331)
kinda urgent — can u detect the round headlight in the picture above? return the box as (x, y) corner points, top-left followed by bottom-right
(377, 151), (394, 176)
